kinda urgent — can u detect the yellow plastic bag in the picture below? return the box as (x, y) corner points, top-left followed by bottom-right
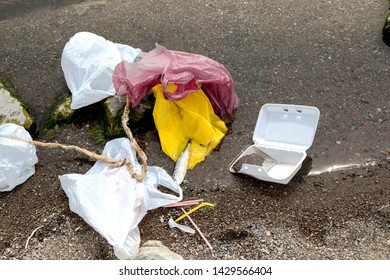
(152, 84), (228, 169)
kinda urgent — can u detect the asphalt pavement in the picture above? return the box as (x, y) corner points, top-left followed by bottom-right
(0, 0), (389, 173)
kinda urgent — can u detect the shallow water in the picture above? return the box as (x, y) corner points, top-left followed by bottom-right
(309, 160), (382, 176)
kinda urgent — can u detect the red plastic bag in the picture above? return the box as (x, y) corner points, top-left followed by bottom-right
(113, 44), (239, 122)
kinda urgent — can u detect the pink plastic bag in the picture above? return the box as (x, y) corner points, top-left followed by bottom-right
(113, 44), (239, 122)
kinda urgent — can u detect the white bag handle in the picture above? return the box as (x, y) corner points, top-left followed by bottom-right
(143, 166), (183, 210)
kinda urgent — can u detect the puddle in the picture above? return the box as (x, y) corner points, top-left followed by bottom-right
(0, 0), (85, 20)
(308, 159), (381, 176)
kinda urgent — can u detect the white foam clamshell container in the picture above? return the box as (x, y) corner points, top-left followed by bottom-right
(229, 103), (320, 184)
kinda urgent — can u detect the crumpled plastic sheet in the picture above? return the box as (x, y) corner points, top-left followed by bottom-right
(113, 44), (239, 122)
(61, 32), (142, 109)
(152, 84), (228, 169)
(0, 123), (38, 192)
(59, 137), (183, 259)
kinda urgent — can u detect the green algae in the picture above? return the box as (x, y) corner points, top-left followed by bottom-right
(42, 91), (155, 144)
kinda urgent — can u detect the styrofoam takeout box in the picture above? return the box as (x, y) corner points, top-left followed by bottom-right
(229, 103), (320, 184)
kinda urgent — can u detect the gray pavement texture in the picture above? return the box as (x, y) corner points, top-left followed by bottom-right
(0, 0), (389, 171)
(0, 0), (389, 260)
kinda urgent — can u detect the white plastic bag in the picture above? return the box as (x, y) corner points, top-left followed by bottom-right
(0, 123), (38, 192)
(59, 138), (182, 259)
(61, 32), (142, 109)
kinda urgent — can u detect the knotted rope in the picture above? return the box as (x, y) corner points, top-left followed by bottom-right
(121, 96), (148, 182)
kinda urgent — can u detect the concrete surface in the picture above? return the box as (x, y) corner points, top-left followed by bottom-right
(0, 0), (389, 172)
(0, 0), (389, 261)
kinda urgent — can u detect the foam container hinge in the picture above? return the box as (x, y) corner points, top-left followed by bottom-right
(229, 103), (320, 184)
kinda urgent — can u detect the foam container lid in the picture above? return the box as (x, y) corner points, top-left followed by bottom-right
(253, 104), (320, 151)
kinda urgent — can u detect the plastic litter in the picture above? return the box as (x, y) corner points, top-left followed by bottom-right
(0, 123), (38, 192)
(181, 208), (213, 251)
(61, 32), (142, 109)
(153, 84), (228, 169)
(112, 44), (238, 172)
(113, 43), (239, 123)
(174, 202), (215, 223)
(164, 199), (204, 208)
(168, 218), (195, 234)
(173, 141), (191, 184)
(167, 202), (214, 250)
(229, 104), (320, 184)
(59, 137), (183, 259)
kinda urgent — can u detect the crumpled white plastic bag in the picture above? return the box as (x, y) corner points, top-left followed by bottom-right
(59, 138), (182, 259)
(61, 32), (142, 109)
(0, 123), (38, 192)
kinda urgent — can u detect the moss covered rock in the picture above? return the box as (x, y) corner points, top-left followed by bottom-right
(101, 94), (127, 139)
(45, 94), (75, 129)
(44, 91), (155, 143)
(0, 81), (36, 134)
(100, 93), (155, 140)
